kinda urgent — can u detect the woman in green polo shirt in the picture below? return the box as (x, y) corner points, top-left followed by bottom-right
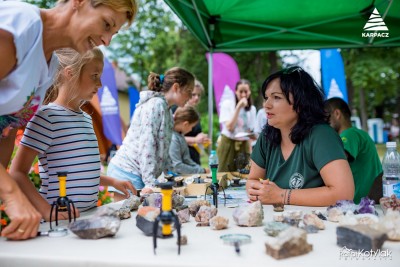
(246, 67), (354, 206)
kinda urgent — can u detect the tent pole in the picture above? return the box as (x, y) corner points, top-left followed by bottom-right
(208, 51), (213, 150)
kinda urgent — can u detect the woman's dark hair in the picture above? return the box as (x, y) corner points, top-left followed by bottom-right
(235, 79), (253, 111)
(147, 67), (195, 94)
(261, 66), (328, 146)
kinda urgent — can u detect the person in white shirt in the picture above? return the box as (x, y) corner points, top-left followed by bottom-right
(0, 0), (137, 240)
(217, 79), (257, 172)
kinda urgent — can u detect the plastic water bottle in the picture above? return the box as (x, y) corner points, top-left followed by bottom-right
(209, 150), (219, 184)
(382, 142), (400, 198)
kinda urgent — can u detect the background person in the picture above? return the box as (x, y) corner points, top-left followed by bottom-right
(107, 67), (194, 199)
(169, 106), (209, 175)
(181, 80), (210, 164)
(0, 0), (137, 240)
(246, 67), (354, 206)
(10, 48), (135, 220)
(324, 97), (383, 203)
(217, 79), (257, 172)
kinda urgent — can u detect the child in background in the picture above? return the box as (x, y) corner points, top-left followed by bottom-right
(10, 48), (135, 221)
(108, 67), (195, 200)
(169, 106), (209, 175)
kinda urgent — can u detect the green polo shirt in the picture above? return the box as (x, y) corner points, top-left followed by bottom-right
(252, 124), (347, 189)
(340, 127), (382, 204)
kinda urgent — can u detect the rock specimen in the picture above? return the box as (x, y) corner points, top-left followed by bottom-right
(69, 206), (121, 239)
(142, 193), (162, 208)
(380, 195), (400, 214)
(264, 221), (290, 237)
(176, 205), (190, 224)
(233, 201), (264, 227)
(265, 227), (312, 259)
(327, 207), (344, 222)
(275, 210), (302, 227)
(209, 216), (229, 230)
(178, 235), (188, 245)
(136, 206), (162, 236)
(336, 225), (387, 251)
(327, 200), (357, 214)
(312, 210), (327, 220)
(188, 200), (211, 217)
(303, 214), (325, 230)
(172, 194), (185, 208)
(195, 205), (217, 226)
(118, 195), (141, 219)
(356, 197), (376, 214)
(370, 209), (400, 241)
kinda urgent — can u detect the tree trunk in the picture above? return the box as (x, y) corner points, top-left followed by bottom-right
(269, 52), (278, 73)
(359, 87), (368, 131)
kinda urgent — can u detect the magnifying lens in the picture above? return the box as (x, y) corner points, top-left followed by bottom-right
(37, 228), (68, 237)
(220, 234), (251, 255)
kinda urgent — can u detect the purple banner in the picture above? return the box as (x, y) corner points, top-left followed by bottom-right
(98, 58), (122, 145)
(206, 53), (240, 115)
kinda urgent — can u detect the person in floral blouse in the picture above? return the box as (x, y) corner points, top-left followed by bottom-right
(107, 67), (194, 200)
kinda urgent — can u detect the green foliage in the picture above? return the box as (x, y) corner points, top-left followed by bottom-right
(342, 47), (400, 121)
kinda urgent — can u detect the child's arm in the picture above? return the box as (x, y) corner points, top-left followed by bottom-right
(100, 175), (136, 198)
(9, 145), (80, 221)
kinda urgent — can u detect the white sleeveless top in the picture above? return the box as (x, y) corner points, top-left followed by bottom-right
(0, 1), (58, 132)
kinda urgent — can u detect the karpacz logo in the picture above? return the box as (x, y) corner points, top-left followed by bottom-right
(362, 8), (389, 38)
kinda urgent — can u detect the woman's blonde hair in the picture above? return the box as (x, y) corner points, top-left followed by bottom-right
(174, 105), (199, 125)
(147, 67), (195, 95)
(44, 48), (104, 105)
(58, 0), (138, 26)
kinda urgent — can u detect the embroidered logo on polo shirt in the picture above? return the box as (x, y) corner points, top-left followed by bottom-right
(289, 172), (304, 189)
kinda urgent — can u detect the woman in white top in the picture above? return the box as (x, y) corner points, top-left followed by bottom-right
(0, 0), (137, 240)
(217, 79), (257, 172)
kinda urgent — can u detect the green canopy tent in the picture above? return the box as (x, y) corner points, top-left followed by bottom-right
(164, 0), (400, 143)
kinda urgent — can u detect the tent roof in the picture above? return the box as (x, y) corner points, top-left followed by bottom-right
(164, 0), (400, 52)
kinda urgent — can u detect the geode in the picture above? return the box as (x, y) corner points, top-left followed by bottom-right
(69, 206), (121, 239)
(336, 225), (387, 251)
(265, 227), (312, 259)
(232, 201), (264, 227)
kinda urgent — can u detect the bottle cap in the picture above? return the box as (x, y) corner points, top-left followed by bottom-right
(386, 142), (397, 148)
(211, 150), (216, 154)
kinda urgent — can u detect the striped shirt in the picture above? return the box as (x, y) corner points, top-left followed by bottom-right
(21, 103), (100, 211)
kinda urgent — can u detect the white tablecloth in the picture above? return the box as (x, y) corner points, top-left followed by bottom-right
(1, 200), (399, 267)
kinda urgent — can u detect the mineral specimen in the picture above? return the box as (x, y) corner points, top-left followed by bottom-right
(232, 201), (264, 227)
(327, 207), (344, 222)
(178, 235), (188, 245)
(176, 205), (190, 224)
(336, 225), (387, 251)
(273, 203), (284, 212)
(356, 197), (376, 215)
(69, 206), (121, 239)
(209, 216), (229, 230)
(195, 205), (217, 225)
(370, 209), (400, 241)
(117, 195), (141, 219)
(264, 221), (289, 237)
(136, 206), (162, 236)
(188, 200), (211, 217)
(265, 227), (312, 259)
(380, 195), (400, 214)
(303, 214), (325, 230)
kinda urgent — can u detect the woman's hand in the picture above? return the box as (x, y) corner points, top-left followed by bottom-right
(236, 98), (248, 109)
(247, 180), (286, 205)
